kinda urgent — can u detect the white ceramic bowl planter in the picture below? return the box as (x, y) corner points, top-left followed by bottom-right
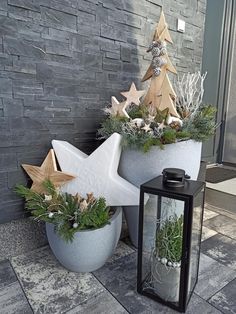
(118, 140), (202, 247)
(46, 207), (122, 272)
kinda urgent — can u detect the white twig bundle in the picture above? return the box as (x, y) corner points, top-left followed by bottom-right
(175, 72), (207, 118)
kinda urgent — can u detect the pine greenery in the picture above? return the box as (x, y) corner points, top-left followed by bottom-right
(15, 180), (110, 242)
(98, 103), (216, 152)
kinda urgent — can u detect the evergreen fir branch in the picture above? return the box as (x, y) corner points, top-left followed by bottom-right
(15, 181), (110, 242)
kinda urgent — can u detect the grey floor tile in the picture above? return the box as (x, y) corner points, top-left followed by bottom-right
(205, 203), (236, 221)
(186, 293), (222, 314)
(195, 254), (236, 300)
(109, 240), (135, 263)
(94, 252), (169, 313)
(66, 291), (128, 314)
(11, 246), (104, 314)
(94, 252), (222, 314)
(201, 226), (218, 241)
(0, 282), (33, 314)
(0, 260), (17, 289)
(201, 234), (236, 270)
(209, 278), (236, 314)
(203, 215), (236, 240)
(203, 209), (219, 221)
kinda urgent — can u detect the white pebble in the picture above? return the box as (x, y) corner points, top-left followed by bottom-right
(48, 212), (54, 218)
(167, 261), (172, 267)
(161, 258), (167, 265)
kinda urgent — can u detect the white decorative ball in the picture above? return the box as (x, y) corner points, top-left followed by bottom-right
(48, 212), (54, 218)
(167, 261), (173, 267)
(157, 257), (161, 261)
(161, 258), (167, 265)
(73, 222), (78, 229)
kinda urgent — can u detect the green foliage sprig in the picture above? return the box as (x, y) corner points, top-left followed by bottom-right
(98, 102), (216, 152)
(155, 214), (183, 263)
(15, 180), (110, 242)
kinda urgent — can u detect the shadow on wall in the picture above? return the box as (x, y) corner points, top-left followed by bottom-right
(1, 0), (206, 223)
(1, 0), (160, 223)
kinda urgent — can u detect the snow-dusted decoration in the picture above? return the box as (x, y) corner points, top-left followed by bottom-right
(52, 133), (140, 206)
(175, 71), (207, 118)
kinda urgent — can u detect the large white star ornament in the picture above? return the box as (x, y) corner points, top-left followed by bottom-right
(52, 133), (140, 206)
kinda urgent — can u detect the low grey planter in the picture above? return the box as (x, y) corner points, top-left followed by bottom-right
(118, 140), (202, 247)
(151, 259), (180, 302)
(46, 207), (122, 272)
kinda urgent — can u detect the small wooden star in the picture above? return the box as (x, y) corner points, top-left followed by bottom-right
(22, 149), (75, 193)
(120, 82), (145, 106)
(155, 108), (169, 123)
(142, 123), (152, 133)
(158, 120), (166, 131)
(105, 96), (129, 118)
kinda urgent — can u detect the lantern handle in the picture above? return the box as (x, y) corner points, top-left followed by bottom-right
(185, 174), (191, 179)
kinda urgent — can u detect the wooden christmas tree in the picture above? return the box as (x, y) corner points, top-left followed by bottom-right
(142, 12), (179, 118)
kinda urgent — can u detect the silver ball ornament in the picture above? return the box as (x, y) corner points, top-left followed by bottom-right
(161, 257), (167, 265)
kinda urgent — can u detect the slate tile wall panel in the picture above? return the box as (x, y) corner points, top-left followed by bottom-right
(0, 0), (206, 222)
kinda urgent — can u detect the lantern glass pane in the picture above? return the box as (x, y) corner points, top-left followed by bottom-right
(187, 188), (204, 300)
(141, 193), (185, 306)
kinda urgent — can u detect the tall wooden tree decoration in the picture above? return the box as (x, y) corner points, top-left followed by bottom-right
(142, 11), (179, 118)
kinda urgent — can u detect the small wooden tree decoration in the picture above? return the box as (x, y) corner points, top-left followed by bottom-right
(142, 11), (179, 118)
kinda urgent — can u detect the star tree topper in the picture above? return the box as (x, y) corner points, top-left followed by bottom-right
(22, 149), (75, 193)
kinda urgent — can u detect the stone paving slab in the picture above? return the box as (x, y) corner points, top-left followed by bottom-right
(10, 241), (134, 314)
(94, 251), (223, 314)
(203, 209), (219, 221)
(205, 203), (236, 221)
(11, 246), (105, 314)
(0, 260), (32, 314)
(209, 278), (236, 314)
(201, 234), (236, 270)
(201, 226), (218, 241)
(0, 282), (33, 314)
(66, 291), (128, 314)
(0, 260), (17, 289)
(195, 254), (236, 300)
(203, 215), (236, 240)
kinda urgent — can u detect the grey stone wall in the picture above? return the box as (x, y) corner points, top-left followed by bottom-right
(0, 0), (206, 223)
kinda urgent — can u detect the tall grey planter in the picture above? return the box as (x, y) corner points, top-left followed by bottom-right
(118, 140), (202, 247)
(46, 207), (122, 272)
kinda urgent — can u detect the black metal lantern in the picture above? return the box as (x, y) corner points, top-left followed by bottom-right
(137, 171), (205, 313)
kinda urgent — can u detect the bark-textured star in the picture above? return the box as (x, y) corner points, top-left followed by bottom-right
(22, 149), (75, 193)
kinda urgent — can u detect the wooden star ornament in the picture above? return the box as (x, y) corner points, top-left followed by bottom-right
(105, 96), (129, 118)
(120, 82), (145, 106)
(22, 149), (76, 193)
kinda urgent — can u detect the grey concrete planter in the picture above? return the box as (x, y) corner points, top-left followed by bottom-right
(46, 207), (122, 272)
(118, 140), (202, 247)
(151, 259), (181, 302)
